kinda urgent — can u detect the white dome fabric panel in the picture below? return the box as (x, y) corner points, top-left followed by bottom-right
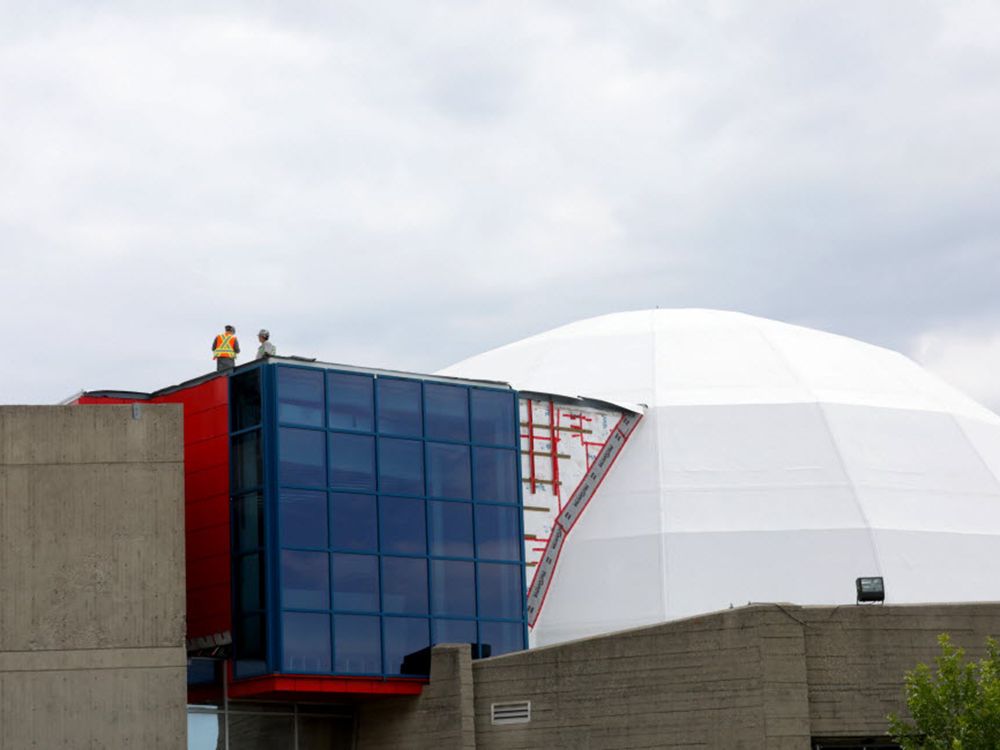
(439, 310), (1000, 647)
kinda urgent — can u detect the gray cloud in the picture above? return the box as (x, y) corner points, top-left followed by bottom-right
(1, 1), (999, 412)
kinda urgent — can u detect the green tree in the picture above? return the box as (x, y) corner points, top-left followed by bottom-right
(888, 634), (1000, 750)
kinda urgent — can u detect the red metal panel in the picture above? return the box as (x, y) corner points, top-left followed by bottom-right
(186, 466), (229, 503)
(185, 497), (230, 531)
(185, 435), (228, 475)
(149, 378), (232, 642)
(227, 674), (426, 700)
(75, 395), (143, 405)
(76, 378), (233, 642)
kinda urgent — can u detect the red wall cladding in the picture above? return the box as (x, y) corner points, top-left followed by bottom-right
(78, 376), (232, 643)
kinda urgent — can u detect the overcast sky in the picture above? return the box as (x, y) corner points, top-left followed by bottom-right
(2, 1), (999, 410)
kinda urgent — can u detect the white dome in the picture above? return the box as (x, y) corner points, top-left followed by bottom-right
(441, 309), (1000, 646)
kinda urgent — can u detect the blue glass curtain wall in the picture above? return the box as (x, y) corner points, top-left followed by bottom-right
(230, 363), (527, 682)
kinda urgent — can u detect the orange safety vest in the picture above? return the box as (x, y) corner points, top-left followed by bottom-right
(214, 333), (237, 359)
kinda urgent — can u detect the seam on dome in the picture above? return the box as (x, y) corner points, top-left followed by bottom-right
(650, 309), (669, 621)
(815, 402), (885, 580)
(948, 412), (1000, 496)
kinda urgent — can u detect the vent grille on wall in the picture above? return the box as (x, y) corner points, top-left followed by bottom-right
(491, 701), (531, 725)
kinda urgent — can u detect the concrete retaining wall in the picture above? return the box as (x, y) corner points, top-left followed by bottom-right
(355, 602), (1000, 750)
(0, 405), (187, 749)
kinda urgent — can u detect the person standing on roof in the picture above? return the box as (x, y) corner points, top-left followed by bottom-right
(212, 325), (240, 372)
(256, 329), (276, 359)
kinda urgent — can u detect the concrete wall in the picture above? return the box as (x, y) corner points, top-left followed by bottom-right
(472, 605), (811, 750)
(0, 405), (187, 749)
(801, 604), (1000, 739)
(355, 603), (1000, 750)
(357, 645), (476, 750)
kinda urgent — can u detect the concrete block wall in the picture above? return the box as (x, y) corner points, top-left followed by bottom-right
(357, 645), (476, 750)
(0, 405), (187, 749)
(352, 602), (1000, 750)
(472, 606), (811, 750)
(801, 603), (1000, 739)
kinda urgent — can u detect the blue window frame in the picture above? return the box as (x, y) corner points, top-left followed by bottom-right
(329, 433), (375, 491)
(383, 617), (430, 676)
(426, 442), (471, 500)
(277, 367), (324, 427)
(235, 492), (265, 552)
(278, 490), (326, 549)
(424, 383), (469, 442)
(376, 378), (422, 437)
(282, 612), (332, 673)
(280, 550), (330, 609)
(477, 563), (523, 620)
(379, 496), (426, 555)
(256, 365), (526, 681)
(430, 560), (476, 617)
(334, 615), (381, 674)
(378, 438), (424, 495)
(233, 432), (262, 492)
(428, 501), (474, 558)
(382, 557), (428, 615)
(279, 427), (325, 487)
(433, 618), (477, 646)
(480, 621), (525, 657)
(328, 372), (374, 432)
(330, 493), (377, 552)
(470, 389), (516, 446)
(472, 447), (518, 504)
(237, 553), (264, 612)
(475, 505), (522, 561)
(331, 553), (379, 612)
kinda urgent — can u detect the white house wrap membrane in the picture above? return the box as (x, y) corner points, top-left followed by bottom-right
(441, 309), (1000, 647)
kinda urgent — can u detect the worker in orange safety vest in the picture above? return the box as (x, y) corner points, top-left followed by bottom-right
(212, 325), (241, 372)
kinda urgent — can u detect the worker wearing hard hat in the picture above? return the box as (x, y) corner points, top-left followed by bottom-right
(212, 325), (240, 372)
(257, 329), (276, 359)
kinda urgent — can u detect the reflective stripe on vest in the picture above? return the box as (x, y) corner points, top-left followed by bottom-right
(214, 333), (236, 358)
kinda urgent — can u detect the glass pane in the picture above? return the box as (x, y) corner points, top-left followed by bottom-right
(472, 447), (518, 504)
(237, 553), (264, 612)
(282, 612), (331, 673)
(334, 614), (381, 674)
(281, 550), (329, 609)
(470, 389), (516, 446)
(331, 553), (379, 612)
(477, 562), (523, 620)
(279, 428), (325, 487)
(328, 433), (375, 491)
(382, 557), (428, 615)
(235, 493), (264, 552)
(230, 369), (261, 431)
(377, 379), (422, 437)
(227, 714), (294, 750)
(428, 501), (474, 558)
(187, 710), (222, 750)
(383, 617), (430, 676)
(232, 430), (262, 492)
(426, 443), (471, 500)
(328, 372), (374, 432)
(378, 438), (424, 495)
(279, 490), (326, 549)
(380, 496), (426, 555)
(433, 619), (477, 646)
(236, 613), (265, 659)
(430, 560), (475, 617)
(330, 493), (377, 552)
(475, 505), (522, 561)
(424, 384), (469, 442)
(277, 367), (324, 427)
(479, 621), (525, 657)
